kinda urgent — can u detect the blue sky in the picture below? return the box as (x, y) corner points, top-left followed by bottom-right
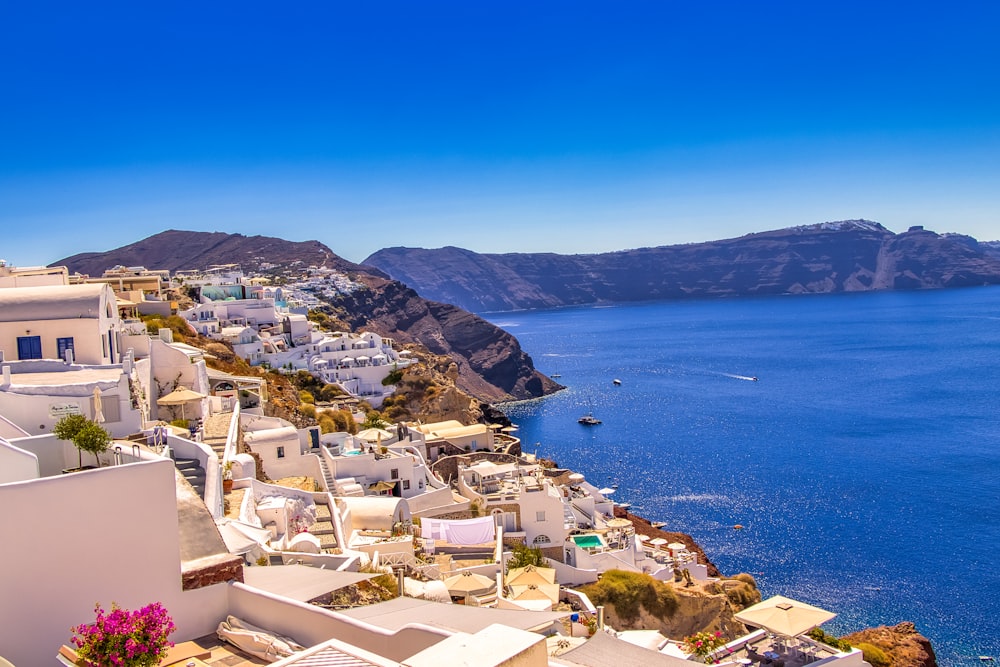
(2, 2), (999, 267)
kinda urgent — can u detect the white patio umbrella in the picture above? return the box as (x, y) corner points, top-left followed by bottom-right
(357, 428), (392, 442)
(597, 487), (616, 495)
(734, 595), (837, 638)
(156, 387), (206, 420)
(649, 537), (668, 547)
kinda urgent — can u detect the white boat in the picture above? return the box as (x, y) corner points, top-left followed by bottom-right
(613, 378), (622, 386)
(578, 413), (602, 426)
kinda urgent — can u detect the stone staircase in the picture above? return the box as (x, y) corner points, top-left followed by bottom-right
(308, 498), (339, 552)
(317, 453), (335, 492)
(174, 457), (206, 497)
(201, 412), (233, 462)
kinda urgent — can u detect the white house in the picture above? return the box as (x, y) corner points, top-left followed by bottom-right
(0, 283), (124, 365)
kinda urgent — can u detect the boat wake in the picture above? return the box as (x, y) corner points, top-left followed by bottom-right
(722, 373), (758, 382)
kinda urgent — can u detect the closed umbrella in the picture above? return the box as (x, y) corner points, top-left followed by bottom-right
(92, 386), (105, 424)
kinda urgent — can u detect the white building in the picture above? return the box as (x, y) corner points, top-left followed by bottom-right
(0, 283), (124, 365)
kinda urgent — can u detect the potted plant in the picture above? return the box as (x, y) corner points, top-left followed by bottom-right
(55, 414), (112, 472)
(222, 461), (234, 493)
(682, 630), (728, 663)
(68, 602), (175, 667)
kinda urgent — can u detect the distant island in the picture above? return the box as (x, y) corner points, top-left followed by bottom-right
(364, 220), (1000, 313)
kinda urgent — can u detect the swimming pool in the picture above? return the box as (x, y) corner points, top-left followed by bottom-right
(571, 534), (604, 549)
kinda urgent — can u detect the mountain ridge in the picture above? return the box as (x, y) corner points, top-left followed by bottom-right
(363, 220), (1000, 313)
(52, 230), (558, 403)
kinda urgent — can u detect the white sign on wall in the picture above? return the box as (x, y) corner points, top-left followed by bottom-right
(49, 402), (83, 418)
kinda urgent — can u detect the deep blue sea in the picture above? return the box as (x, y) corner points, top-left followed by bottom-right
(486, 287), (1000, 667)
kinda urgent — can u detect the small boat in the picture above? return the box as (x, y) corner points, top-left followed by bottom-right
(617, 502), (631, 510)
(551, 374), (562, 378)
(578, 413), (602, 425)
(751, 377), (758, 382)
(651, 521), (666, 529)
(612, 378), (622, 386)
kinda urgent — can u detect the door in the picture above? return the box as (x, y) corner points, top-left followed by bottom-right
(17, 336), (42, 360)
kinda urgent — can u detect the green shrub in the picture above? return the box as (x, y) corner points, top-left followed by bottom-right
(506, 544), (546, 570)
(299, 404), (316, 419)
(807, 628), (852, 652)
(855, 643), (889, 667)
(382, 369), (404, 386)
(579, 570), (678, 623)
(318, 383), (345, 402)
(298, 390), (315, 404)
(722, 574), (760, 608)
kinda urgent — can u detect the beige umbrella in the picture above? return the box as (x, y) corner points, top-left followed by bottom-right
(92, 386), (105, 424)
(606, 517), (632, 529)
(649, 537), (668, 547)
(156, 387), (206, 420)
(508, 582), (560, 604)
(667, 542), (687, 551)
(368, 480), (396, 494)
(734, 595), (837, 638)
(443, 571), (496, 597)
(506, 564), (557, 587)
(357, 428), (392, 442)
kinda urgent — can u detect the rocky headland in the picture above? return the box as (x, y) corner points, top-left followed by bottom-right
(364, 221), (1000, 313)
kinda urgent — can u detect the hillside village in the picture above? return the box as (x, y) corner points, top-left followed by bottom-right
(0, 260), (903, 667)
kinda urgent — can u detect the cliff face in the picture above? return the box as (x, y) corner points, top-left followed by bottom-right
(53, 231), (560, 403)
(364, 221), (1000, 313)
(842, 622), (938, 667)
(323, 276), (562, 402)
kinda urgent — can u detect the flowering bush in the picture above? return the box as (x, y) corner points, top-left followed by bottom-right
(70, 602), (175, 667)
(683, 630), (728, 662)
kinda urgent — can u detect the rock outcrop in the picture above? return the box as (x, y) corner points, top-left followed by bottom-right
(364, 221), (1000, 313)
(842, 622), (938, 667)
(53, 230), (560, 403)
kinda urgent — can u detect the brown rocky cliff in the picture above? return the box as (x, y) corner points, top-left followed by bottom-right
(327, 276), (562, 402)
(843, 622), (938, 667)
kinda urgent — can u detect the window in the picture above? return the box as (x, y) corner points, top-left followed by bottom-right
(93, 394), (121, 423)
(402, 480), (410, 490)
(276, 446), (285, 458)
(57, 337), (75, 361)
(536, 511), (546, 522)
(390, 468), (399, 480)
(17, 336), (42, 360)
(101, 334), (108, 358)
(533, 535), (551, 545)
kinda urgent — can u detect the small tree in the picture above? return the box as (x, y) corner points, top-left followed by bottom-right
(361, 411), (388, 430)
(54, 414), (90, 469)
(55, 415), (112, 469)
(506, 544), (546, 571)
(75, 420), (112, 468)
